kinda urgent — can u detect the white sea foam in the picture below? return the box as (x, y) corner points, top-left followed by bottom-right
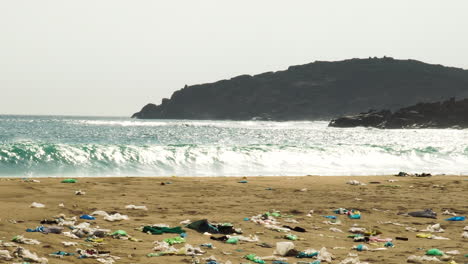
(1, 116), (467, 177)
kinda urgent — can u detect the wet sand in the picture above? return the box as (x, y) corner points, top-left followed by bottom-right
(0, 175), (467, 263)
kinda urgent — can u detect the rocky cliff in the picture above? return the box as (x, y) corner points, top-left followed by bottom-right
(329, 98), (468, 128)
(132, 57), (468, 120)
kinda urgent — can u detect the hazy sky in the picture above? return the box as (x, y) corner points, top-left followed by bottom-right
(1, 0), (467, 116)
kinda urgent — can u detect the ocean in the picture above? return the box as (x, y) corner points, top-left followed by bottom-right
(0, 115), (467, 177)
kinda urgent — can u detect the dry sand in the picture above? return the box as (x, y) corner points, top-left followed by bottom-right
(0, 175), (467, 264)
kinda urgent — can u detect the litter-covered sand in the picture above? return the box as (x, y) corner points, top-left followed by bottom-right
(0, 175), (467, 264)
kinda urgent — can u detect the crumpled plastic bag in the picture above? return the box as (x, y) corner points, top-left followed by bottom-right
(14, 247), (48, 264)
(339, 257), (370, 264)
(317, 247), (335, 263)
(347, 180), (366, 186)
(30, 202), (45, 208)
(12, 235), (40, 245)
(408, 209), (437, 219)
(407, 255), (440, 263)
(0, 250), (13, 260)
(91, 210), (129, 221)
(421, 223), (444, 233)
(125, 205), (148, 210)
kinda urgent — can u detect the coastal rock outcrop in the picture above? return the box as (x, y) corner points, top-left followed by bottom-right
(133, 57), (468, 120)
(329, 98), (468, 128)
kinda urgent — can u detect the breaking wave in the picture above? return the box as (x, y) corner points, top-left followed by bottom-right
(1, 141), (467, 177)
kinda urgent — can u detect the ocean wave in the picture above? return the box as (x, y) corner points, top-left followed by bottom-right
(1, 142), (467, 177)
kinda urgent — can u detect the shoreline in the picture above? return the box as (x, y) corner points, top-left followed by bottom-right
(1, 175), (467, 263)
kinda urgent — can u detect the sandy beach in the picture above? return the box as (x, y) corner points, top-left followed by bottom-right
(1, 175), (467, 264)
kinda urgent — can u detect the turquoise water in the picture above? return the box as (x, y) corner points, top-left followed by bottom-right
(0, 115), (467, 177)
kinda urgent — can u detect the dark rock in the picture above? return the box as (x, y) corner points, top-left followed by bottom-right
(132, 57), (468, 120)
(330, 98), (468, 128)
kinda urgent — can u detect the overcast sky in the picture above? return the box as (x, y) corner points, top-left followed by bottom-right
(1, 0), (467, 116)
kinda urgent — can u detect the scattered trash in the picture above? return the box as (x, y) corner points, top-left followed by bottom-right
(13, 247), (48, 264)
(143, 226), (185, 235)
(407, 255), (440, 263)
(244, 254), (265, 264)
(12, 235), (40, 245)
(353, 244), (369, 251)
(26, 225), (63, 234)
(62, 241), (78, 247)
(92, 211), (129, 221)
(163, 237), (186, 245)
(275, 242), (295, 256)
(125, 205), (148, 210)
(30, 202), (45, 208)
(421, 223), (444, 233)
(180, 219), (192, 225)
(238, 180), (248, 183)
(0, 250), (13, 261)
(187, 219), (240, 234)
(445, 216), (465, 221)
(80, 214), (96, 220)
(61, 179), (77, 183)
(426, 248), (444, 256)
(329, 227), (343, 233)
(49, 251), (75, 257)
(74, 189), (86, 195)
(347, 180), (366, 186)
(407, 209), (437, 219)
(442, 210), (457, 216)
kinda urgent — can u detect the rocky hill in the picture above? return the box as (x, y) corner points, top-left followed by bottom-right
(329, 98), (468, 128)
(132, 57), (468, 120)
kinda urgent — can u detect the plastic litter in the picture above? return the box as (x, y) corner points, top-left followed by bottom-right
(339, 257), (369, 264)
(0, 250), (13, 260)
(75, 190), (86, 195)
(26, 226), (62, 234)
(49, 251), (75, 257)
(275, 242), (295, 256)
(187, 219), (239, 234)
(13, 247), (48, 264)
(407, 255), (441, 263)
(80, 215), (96, 220)
(163, 237), (186, 245)
(283, 225), (306, 232)
(347, 180), (366, 186)
(296, 249), (319, 258)
(125, 204), (148, 210)
(426, 249), (444, 256)
(445, 216), (465, 221)
(421, 223), (444, 233)
(103, 213), (129, 222)
(244, 253), (265, 264)
(442, 210), (457, 216)
(353, 244), (369, 251)
(329, 227), (343, 233)
(30, 202), (45, 208)
(407, 209), (437, 219)
(110, 230), (127, 236)
(143, 226), (185, 235)
(61, 179), (77, 183)
(12, 235), (40, 245)
(317, 247), (335, 263)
